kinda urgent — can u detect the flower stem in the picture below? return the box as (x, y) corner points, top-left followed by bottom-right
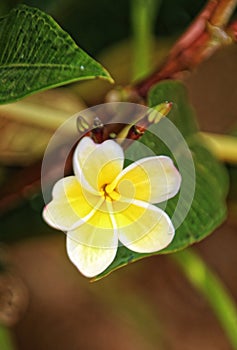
(0, 326), (15, 350)
(172, 249), (237, 349)
(131, 0), (161, 81)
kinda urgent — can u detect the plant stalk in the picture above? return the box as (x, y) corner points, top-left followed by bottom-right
(131, 0), (161, 81)
(173, 249), (237, 349)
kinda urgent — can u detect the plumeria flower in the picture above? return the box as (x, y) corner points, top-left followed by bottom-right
(43, 137), (181, 278)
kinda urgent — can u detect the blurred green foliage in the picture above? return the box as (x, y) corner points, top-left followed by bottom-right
(0, 193), (57, 242)
(156, 0), (206, 34)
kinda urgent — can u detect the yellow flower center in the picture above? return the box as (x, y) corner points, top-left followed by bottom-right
(102, 183), (121, 202)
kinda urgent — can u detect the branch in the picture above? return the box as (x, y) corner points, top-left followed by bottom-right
(109, 0), (237, 101)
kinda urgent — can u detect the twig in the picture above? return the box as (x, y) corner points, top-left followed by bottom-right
(115, 0), (237, 100)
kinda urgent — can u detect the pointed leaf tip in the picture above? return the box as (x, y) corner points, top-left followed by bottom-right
(0, 5), (113, 104)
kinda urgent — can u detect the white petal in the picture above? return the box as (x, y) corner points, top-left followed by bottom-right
(116, 156), (181, 204)
(43, 176), (102, 231)
(67, 202), (117, 247)
(73, 137), (97, 194)
(66, 237), (117, 278)
(73, 137), (124, 193)
(66, 209), (117, 277)
(113, 199), (175, 253)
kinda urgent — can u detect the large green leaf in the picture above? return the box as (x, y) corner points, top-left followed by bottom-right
(95, 80), (228, 280)
(0, 5), (113, 104)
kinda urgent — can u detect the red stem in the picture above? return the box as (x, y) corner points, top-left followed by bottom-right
(132, 0), (237, 99)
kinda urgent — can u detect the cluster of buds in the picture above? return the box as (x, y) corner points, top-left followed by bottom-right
(77, 101), (173, 147)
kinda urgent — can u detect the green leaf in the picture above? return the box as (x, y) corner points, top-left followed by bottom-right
(95, 80), (228, 280)
(0, 5), (113, 104)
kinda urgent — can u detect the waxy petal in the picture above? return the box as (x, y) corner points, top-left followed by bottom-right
(113, 200), (174, 253)
(67, 202), (116, 246)
(67, 237), (117, 278)
(73, 137), (124, 193)
(43, 176), (102, 231)
(116, 156), (181, 204)
(67, 206), (117, 277)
